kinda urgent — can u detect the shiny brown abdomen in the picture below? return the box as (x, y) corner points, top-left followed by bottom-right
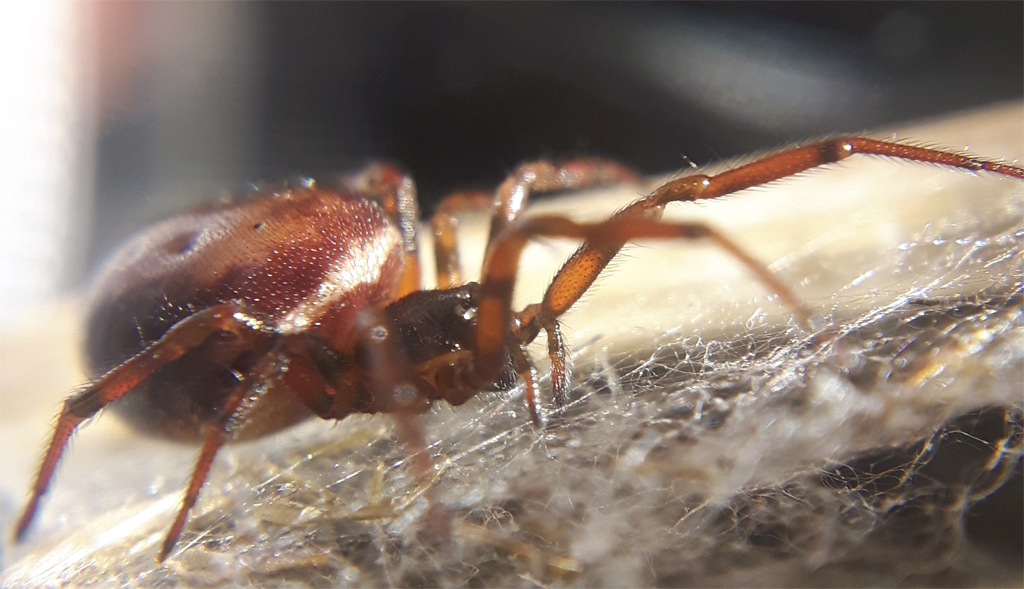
(84, 187), (406, 441)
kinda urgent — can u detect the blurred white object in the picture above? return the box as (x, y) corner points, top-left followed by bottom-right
(0, 1), (94, 329)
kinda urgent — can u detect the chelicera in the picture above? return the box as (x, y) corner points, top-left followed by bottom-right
(15, 139), (1023, 562)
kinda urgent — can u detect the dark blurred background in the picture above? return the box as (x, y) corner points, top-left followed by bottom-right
(86, 2), (1022, 280)
(4, 2), (1021, 308)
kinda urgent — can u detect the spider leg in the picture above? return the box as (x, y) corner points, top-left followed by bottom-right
(351, 307), (433, 433)
(160, 325), (413, 561)
(15, 302), (271, 543)
(431, 160), (642, 289)
(159, 348), (289, 561)
(275, 333), (366, 419)
(645, 137), (1023, 208)
(430, 190), (493, 288)
(507, 337), (543, 425)
(488, 159), (642, 246)
(541, 320), (571, 409)
(525, 137), (1024, 335)
(278, 331), (429, 421)
(349, 308), (456, 540)
(153, 326), (450, 555)
(344, 163), (422, 295)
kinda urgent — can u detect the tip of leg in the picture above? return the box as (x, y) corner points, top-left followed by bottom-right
(157, 538), (175, 563)
(528, 404), (546, 429)
(158, 522), (185, 563)
(530, 413), (542, 428)
(14, 501), (38, 542)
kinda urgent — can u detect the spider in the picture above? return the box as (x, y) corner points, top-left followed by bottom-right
(14, 138), (1023, 562)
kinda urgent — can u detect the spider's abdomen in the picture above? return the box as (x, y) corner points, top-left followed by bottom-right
(84, 187), (406, 440)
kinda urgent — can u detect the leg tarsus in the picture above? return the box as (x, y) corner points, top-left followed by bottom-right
(544, 320), (571, 408)
(158, 349), (288, 561)
(508, 340), (542, 426)
(14, 411), (84, 540)
(159, 427), (226, 562)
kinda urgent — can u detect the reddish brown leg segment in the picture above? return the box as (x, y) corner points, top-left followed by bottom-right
(159, 350), (288, 561)
(14, 414), (83, 541)
(350, 308), (451, 536)
(507, 339), (542, 425)
(345, 163), (423, 296)
(488, 159), (641, 245)
(542, 137), (1024, 331)
(543, 321), (571, 408)
(430, 191), (494, 289)
(649, 136), (1024, 206)
(432, 160), (642, 290)
(15, 303), (269, 542)
(160, 427), (226, 561)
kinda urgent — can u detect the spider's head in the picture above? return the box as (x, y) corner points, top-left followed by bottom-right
(385, 283), (517, 392)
